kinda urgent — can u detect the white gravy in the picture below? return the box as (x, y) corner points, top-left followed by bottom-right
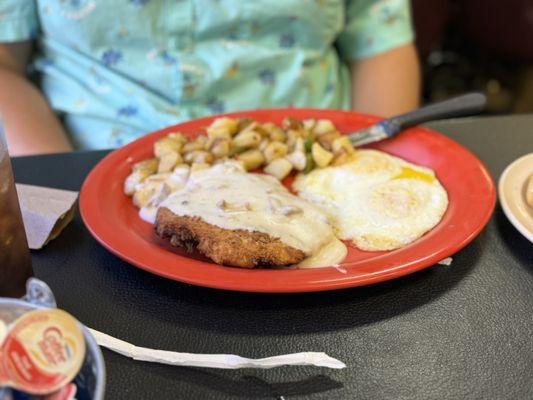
(142, 162), (346, 267)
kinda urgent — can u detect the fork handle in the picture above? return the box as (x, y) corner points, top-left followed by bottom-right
(378, 92), (487, 136)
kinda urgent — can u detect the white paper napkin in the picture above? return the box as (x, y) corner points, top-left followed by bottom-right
(16, 184), (78, 249)
(88, 328), (346, 370)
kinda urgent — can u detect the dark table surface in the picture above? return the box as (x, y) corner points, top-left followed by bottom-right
(11, 115), (533, 400)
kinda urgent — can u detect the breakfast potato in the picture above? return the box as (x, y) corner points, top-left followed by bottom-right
(286, 129), (302, 148)
(238, 149), (265, 171)
(281, 116), (302, 131)
(128, 116), (347, 195)
(190, 162), (211, 172)
(124, 158), (159, 195)
(259, 138), (271, 152)
(183, 136), (208, 153)
(302, 119), (316, 132)
(262, 122), (286, 142)
(132, 157), (159, 173)
(158, 151), (182, 173)
(312, 142), (333, 168)
(286, 150), (307, 171)
(154, 137), (183, 158)
(312, 119), (335, 135)
(165, 165), (190, 191)
(209, 117), (239, 136)
(124, 170), (149, 196)
(167, 132), (188, 145)
(132, 173), (171, 208)
(264, 158), (293, 180)
(184, 150), (214, 164)
(209, 138), (231, 158)
(232, 129), (262, 149)
(332, 136), (354, 155)
(269, 128), (286, 142)
(263, 141), (288, 163)
(206, 126), (232, 140)
(317, 130), (340, 151)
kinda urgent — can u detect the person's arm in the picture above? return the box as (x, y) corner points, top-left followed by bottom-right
(0, 41), (72, 155)
(350, 43), (420, 117)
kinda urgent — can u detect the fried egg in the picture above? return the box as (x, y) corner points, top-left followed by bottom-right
(293, 149), (449, 251)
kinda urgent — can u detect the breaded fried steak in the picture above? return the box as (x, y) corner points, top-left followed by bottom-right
(145, 162), (346, 269)
(155, 207), (305, 268)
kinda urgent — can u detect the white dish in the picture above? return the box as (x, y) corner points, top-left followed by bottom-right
(498, 153), (533, 243)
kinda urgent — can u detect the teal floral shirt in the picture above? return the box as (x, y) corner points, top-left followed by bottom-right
(0, 0), (414, 150)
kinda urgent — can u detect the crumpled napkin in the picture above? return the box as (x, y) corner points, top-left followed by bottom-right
(88, 328), (346, 370)
(16, 184), (78, 249)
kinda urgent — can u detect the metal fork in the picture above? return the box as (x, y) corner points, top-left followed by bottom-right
(348, 92), (487, 147)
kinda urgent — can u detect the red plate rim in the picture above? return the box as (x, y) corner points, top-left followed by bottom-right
(79, 108), (496, 293)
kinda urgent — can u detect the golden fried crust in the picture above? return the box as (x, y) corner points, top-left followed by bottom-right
(154, 207), (306, 268)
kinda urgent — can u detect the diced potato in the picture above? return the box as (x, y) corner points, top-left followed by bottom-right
(237, 149), (265, 171)
(183, 136), (207, 153)
(293, 138), (305, 153)
(332, 136), (354, 155)
(239, 121), (268, 137)
(172, 164), (190, 176)
(232, 130), (262, 149)
(281, 116), (302, 131)
(124, 170), (151, 196)
(317, 130), (341, 151)
(206, 126), (232, 140)
(261, 122), (276, 135)
(190, 162), (211, 172)
(165, 164), (190, 191)
(149, 183), (172, 207)
(313, 119), (336, 135)
(270, 129), (286, 142)
(132, 158), (158, 173)
(286, 150), (307, 171)
(132, 185), (155, 208)
(261, 123), (286, 142)
(302, 119), (316, 132)
(209, 117), (239, 135)
(286, 129), (302, 148)
(133, 175), (171, 208)
(157, 151), (182, 173)
(312, 142), (333, 168)
(264, 158), (293, 180)
(140, 172), (171, 186)
(154, 137), (183, 158)
(263, 141), (288, 163)
(184, 150), (214, 164)
(259, 138), (270, 152)
(253, 124), (269, 137)
(167, 132), (188, 145)
(236, 117), (254, 132)
(209, 138), (231, 158)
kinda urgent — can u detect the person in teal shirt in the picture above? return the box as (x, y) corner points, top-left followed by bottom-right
(0, 0), (419, 155)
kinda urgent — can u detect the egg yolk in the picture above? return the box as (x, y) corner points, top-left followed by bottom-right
(393, 167), (434, 183)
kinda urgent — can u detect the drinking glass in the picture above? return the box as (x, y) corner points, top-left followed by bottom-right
(0, 119), (33, 297)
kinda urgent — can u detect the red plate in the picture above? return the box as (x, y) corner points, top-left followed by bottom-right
(79, 109), (495, 293)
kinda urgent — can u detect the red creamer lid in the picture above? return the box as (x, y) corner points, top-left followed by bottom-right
(0, 309), (85, 395)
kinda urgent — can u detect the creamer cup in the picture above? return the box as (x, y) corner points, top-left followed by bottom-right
(0, 309), (85, 395)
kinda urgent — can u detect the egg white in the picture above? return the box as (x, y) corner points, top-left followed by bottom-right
(293, 149), (449, 251)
